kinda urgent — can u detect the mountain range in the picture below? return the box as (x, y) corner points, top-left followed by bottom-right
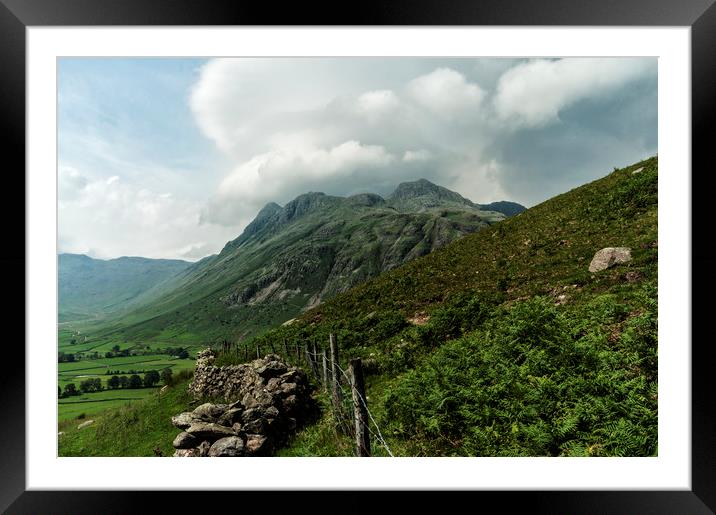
(58, 254), (191, 322)
(59, 179), (525, 341)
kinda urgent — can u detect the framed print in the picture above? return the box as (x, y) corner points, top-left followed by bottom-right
(3, 0), (715, 513)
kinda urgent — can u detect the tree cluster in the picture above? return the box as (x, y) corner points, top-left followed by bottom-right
(60, 368), (171, 398)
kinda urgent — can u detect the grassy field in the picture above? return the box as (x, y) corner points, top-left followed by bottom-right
(57, 350), (197, 422)
(58, 388), (162, 422)
(59, 354), (195, 382)
(58, 378), (194, 456)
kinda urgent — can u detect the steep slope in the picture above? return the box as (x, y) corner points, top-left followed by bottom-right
(249, 156), (658, 457)
(58, 254), (191, 322)
(90, 180), (521, 343)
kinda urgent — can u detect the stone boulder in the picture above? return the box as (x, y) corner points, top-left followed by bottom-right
(172, 431), (199, 449)
(192, 402), (227, 422)
(208, 436), (245, 457)
(588, 247), (632, 273)
(171, 351), (316, 457)
(171, 412), (195, 429)
(185, 422), (237, 440)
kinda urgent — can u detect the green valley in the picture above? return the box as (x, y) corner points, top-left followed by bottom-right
(65, 179), (522, 345)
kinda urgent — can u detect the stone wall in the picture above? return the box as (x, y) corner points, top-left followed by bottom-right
(171, 349), (316, 457)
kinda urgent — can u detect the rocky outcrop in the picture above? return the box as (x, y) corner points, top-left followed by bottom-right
(588, 247), (632, 273)
(171, 350), (316, 457)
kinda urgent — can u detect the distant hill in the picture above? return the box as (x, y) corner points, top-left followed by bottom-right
(58, 254), (191, 322)
(87, 179), (524, 342)
(479, 200), (526, 217)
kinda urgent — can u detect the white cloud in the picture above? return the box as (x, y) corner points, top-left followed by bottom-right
(190, 59), (361, 157)
(406, 67), (486, 119)
(193, 58), (656, 230)
(58, 170), (237, 260)
(192, 61), (507, 227)
(58, 58), (657, 260)
(493, 58), (657, 128)
(402, 149), (432, 163)
(356, 90), (400, 114)
(58, 166), (88, 201)
(204, 140), (398, 225)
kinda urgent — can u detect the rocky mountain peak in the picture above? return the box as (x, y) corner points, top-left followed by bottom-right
(387, 178), (476, 211)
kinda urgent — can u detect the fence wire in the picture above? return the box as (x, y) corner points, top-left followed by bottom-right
(215, 341), (395, 457)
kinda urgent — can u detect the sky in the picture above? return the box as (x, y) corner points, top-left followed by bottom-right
(58, 57), (657, 261)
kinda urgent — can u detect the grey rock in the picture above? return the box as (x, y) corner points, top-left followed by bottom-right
(588, 247), (632, 273)
(255, 361), (287, 379)
(241, 408), (264, 423)
(242, 418), (265, 434)
(255, 390), (275, 407)
(245, 434), (270, 456)
(171, 412), (196, 429)
(208, 436), (245, 457)
(172, 431), (199, 449)
(242, 393), (259, 409)
(217, 408), (242, 427)
(197, 440), (211, 457)
(279, 382), (298, 396)
(186, 422), (237, 441)
(174, 448), (201, 457)
(266, 377), (282, 391)
(282, 394), (299, 415)
(192, 402), (226, 422)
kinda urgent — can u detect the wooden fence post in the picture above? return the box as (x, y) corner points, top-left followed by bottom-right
(329, 333), (344, 432)
(283, 340), (289, 362)
(322, 348), (329, 392)
(295, 342), (300, 363)
(305, 343), (319, 379)
(349, 358), (371, 457)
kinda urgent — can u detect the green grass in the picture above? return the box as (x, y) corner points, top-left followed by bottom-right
(257, 157), (659, 456)
(59, 157), (659, 457)
(58, 378), (193, 456)
(58, 388), (162, 422)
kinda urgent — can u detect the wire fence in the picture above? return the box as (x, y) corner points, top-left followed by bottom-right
(213, 336), (394, 457)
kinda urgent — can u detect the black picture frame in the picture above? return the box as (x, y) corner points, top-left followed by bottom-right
(3, 1), (714, 513)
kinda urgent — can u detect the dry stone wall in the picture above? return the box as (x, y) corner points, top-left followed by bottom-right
(171, 349), (316, 457)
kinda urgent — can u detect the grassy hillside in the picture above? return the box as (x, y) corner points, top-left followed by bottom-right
(255, 156), (658, 456)
(83, 180), (516, 345)
(59, 157), (657, 457)
(59, 375), (194, 456)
